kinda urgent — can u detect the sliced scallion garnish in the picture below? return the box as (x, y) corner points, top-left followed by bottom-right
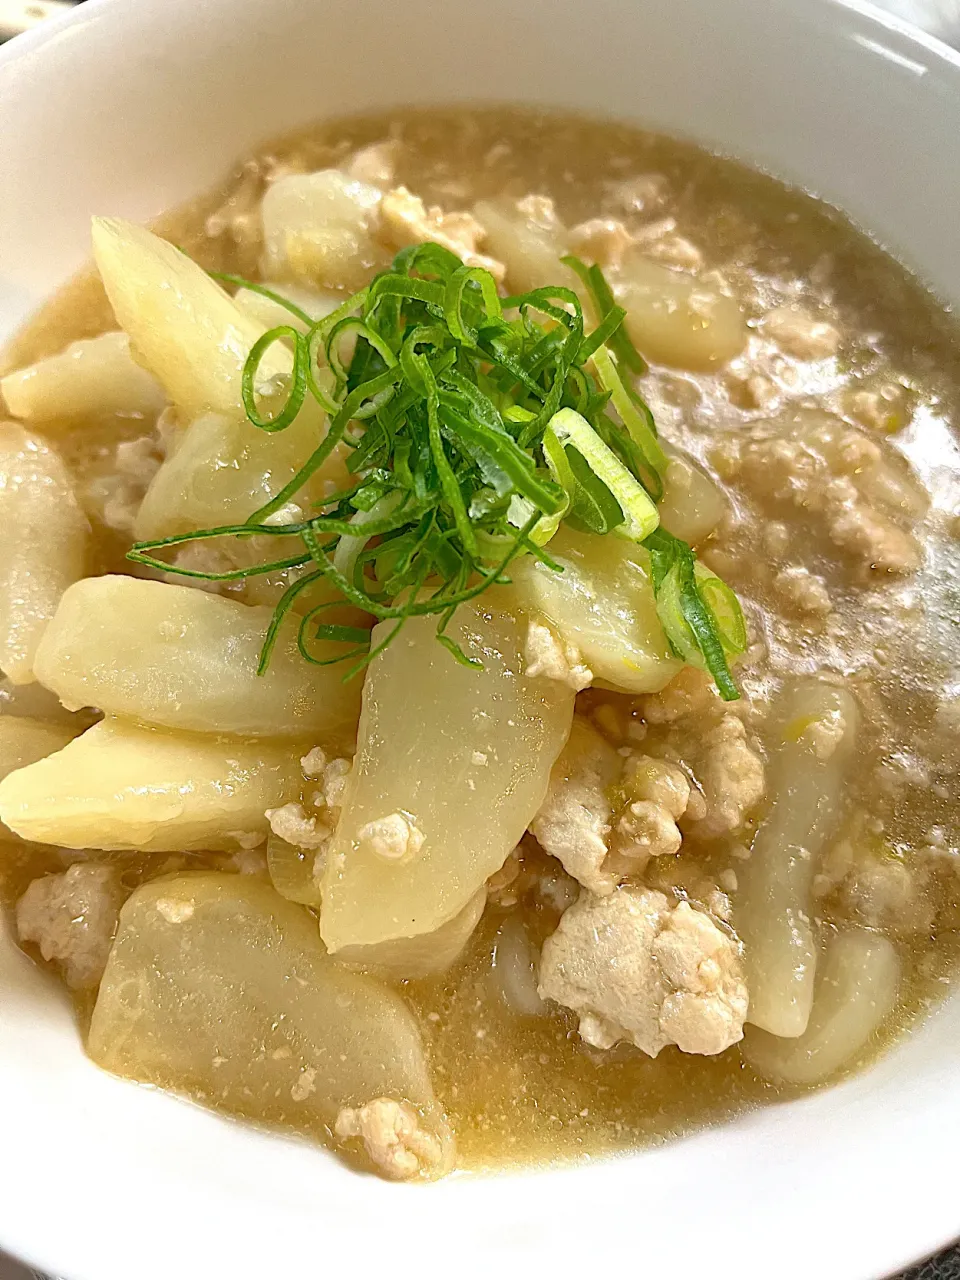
(547, 407), (659, 543)
(133, 242), (743, 697)
(643, 527), (745, 701)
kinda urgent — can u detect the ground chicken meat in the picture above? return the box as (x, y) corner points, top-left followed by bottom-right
(763, 305), (841, 360)
(614, 755), (691, 863)
(265, 802), (331, 851)
(815, 836), (935, 936)
(639, 666), (724, 726)
(356, 811), (425, 863)
(16, 862), (126, 989)
(82, 434), (164, 534)
(535, 864), (580, 913)
(715, 412), (925, 575)
(568, 217), (636, 268)
(773, 565), (832, 617)
(533, 719), (702, 892)
(300, 747), (352, 808)
(634, 671), (766, 838)
(346, 139), (400, 187)
(227, 846), (269, 877)
(799, 705), (849, 762)
(538, 886), (748, 1057)
(693, 715), (765, 837)
(266, 752), (352, 870)
(606, 173), (670, 215)
(524, 620), (593, 691)
(827, 501), (919, 574)
(334, 1098), (448, 1180)
(162, 542), (245, 596)
(320, 757), (351, 807)
(843, 381), (912, 435)
(515, 193), (562, 228)
(531, 719), (618, 895)
(569, 215), (702, 272)
(725, 368), (780, 412)
(842, 856), (935, 935)
(379, 186), (505, 280)
(632, 220), (703, 271)
(300, 745), (329, 778)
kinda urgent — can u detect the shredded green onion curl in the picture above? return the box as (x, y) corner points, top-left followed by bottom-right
(136, 246), (745, 697)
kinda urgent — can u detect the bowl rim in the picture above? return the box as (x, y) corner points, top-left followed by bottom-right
(828, 0), (960, 63)
(3, 0), (958, 78)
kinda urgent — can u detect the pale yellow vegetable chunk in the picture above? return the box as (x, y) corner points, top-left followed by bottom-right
(0, 716), (78, 783)
(615, 254), (747, 371)
(92, 219), (337, 537)
(133, 408), (340, 540)
(0, 718), (306, 852)
(92, 220), (350, 535)
(491, 912), (550, 1017)
(320, 596), (574, 951)
(738, 680), (860, 1037)
(657, 454), (727, 545)
(234, 283), (356, 383)
(337, 889), (487, 980)
(234, 281), (343, 335)
(0, 331), (166, 424)
(92, 218), (290, 420)
(511, 526), (682, 695)
(0, 423), (89, 684)
(745, 929), (900, 1085)
(0, 673), (77, 723)
(261, 170), (388, 292)
(88, 873), (452, 1176)
(33, 576), (361, 744)
(473, 198), (575, 294)
(266, 830), (323, 906)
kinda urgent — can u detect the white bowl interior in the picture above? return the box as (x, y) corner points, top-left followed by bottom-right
(1, 1), (960, 1276)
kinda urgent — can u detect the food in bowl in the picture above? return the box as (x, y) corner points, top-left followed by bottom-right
(0, 107), (957, 1182)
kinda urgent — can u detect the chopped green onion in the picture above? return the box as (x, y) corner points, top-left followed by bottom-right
(210, 273), (315, 328)
(563, 445), (626, 536)
(240, 327), (308, 433)
(643, 527), (743, 700)
(333, 490), (406, 587)
(695, 563), (747, 658)
(561, 254), (648, 375)
(134, 241), (743, 695)
(547, 408), (660, 542)
(591, 345), (667, 475)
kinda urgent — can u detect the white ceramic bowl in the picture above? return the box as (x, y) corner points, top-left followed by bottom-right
(2, 1), (960, 1276)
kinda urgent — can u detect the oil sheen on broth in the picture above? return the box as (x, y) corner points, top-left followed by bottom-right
(2, 108), (960, 1175)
